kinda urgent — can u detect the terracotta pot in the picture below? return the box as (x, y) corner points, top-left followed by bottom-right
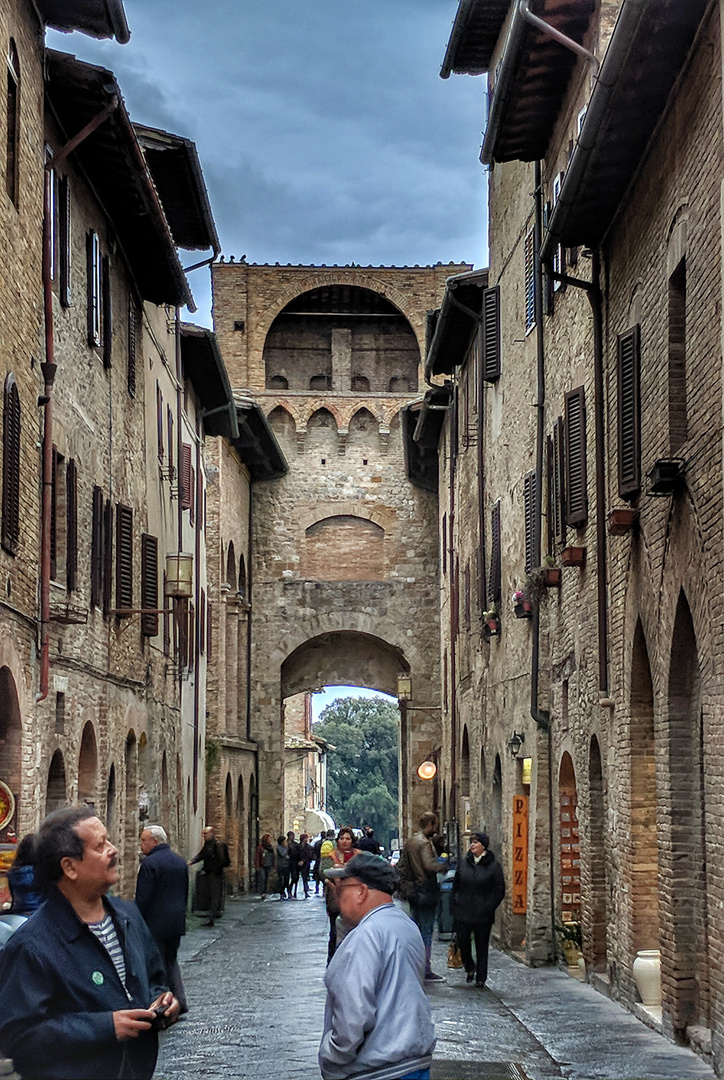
(542, 567), (561, 587)
(608, 508), (638, 535)
(514, 602), (532, 619)
(561, 546), (586, 567)
(633, 949), (661, 1006)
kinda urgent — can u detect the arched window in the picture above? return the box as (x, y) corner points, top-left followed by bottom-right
(268, 375), (289, 389)
(6, 41), (20, 206)
(309, 374), (332, 391)
(351, 375), (370, 392)
(2, 374), (21, 554)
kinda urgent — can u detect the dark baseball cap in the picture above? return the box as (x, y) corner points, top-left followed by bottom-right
(325, 852), (395, 894)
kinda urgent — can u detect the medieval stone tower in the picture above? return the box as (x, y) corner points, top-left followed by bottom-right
(212, 262), (470, 837)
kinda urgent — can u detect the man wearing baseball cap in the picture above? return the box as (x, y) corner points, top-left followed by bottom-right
(319, 852), (436, 1080)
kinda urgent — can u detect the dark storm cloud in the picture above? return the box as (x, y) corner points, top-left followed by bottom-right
(47, 1), (487, 320)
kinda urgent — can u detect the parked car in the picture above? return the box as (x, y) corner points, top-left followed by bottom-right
(389, 850), (401, 867)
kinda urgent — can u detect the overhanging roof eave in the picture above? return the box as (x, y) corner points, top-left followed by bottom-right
(38, 0), (130, 42)
(425, 268), (488, 378)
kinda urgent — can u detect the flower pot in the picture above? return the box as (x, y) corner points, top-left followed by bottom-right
(647, 458), (684, 496)
(514, 602), (532, 619)
(633, 949), (661, 1006)
(485, 617), (501, 637)
(561, 546), (586, 568)
(608, 508), (639, 535)
(542, 567), (561, 587)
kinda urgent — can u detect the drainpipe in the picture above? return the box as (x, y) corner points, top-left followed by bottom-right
(37, 99), (118, 703)
(194, 409), (203, 817)
(449, 387), (459, 853)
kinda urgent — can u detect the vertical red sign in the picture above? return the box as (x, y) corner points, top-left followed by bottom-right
(512, 794), (528, 914)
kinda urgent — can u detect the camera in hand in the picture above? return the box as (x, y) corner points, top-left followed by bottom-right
(150, 1004), (170, 1031)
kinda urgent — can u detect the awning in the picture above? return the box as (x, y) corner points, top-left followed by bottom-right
(305, 810), (336, 836)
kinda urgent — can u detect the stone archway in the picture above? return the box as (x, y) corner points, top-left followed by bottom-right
(558, 752), (580, 928)
(630, 621), (659, 955)
(587, 735), (607, 970)
(0, 666), (22, 836)
(78, 721), (98, 808)
(46, 750), (67, 815)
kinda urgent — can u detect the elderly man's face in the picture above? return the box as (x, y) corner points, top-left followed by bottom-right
(140, 829), (156, 855)
(65, 816), (119, 895)
(334, 877), (368, 927)
(203, 827), (214, 841)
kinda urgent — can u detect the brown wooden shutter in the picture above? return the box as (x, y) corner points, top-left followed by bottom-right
(59, 174), (71, 308)
(140, 534), (159, 637)
(181, 443), (192, 509)
(482, 285), (501, 382)
(617, 324), (641, 499)
(188, 602), (195, 672)
(163, 573), (170, 655)
(127, 295), (137, 397)
(91, 485), (103, 608)
(546, 436), (554, 555)
(524, 470), (537, 574)
(102, 255), (112, 368)
(565, 387), (587, 527)
(488, 501), (501, 605)
(206, 600), (212, 662)
(156, 384), (164, 460)
(50, 446), (58, 581)
(553, 417), (565, 544)
(115, 504), (133, 614)
(200, 589), (206, 654)
(2, 375), (21, 555)
(102, 500), (113, 617)
(189, 463), (195, 525)
(66, 458), (78, 592)
(167, 406), (175, 480)
(87, 231), (100, 347)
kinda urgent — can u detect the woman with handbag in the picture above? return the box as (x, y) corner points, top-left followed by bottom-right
(451, 831), (505, 987)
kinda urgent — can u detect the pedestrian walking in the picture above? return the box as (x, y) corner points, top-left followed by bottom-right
(254, 833), (276, 898)
(287, 830), (300, 897)
(401, 811), (445, 982)
(324, 826), (360, 961)
(450, 831), (505, 988)
(0, 806), (177, 1080)
(7, 833), (42, 915)
(276, 835), (291, 898)
(319, 852), (435, 1080)
(189, 825), (230, 926)
(357, 825), (381, 855)
(135, 825), (189, 1012)
(311, 833), (323, 894)
(297, 832), (315, 898)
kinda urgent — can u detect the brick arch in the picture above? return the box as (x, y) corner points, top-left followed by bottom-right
(299, 402), (345, 429)
(280, 630), (409, 700)
(254, 273), (426, 356)
(297, 502), (395, 534)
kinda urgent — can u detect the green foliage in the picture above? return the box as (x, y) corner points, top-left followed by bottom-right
(314, 695), (399, 848)
(205, 737), (220, 777)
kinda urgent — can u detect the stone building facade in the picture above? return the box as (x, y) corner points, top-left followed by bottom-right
(422, 0), (724, 1069)
(210, 262), (468, 848)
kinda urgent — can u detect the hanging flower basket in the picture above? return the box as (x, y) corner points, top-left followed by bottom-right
(483, 609), (501, 637)
(561, 546), (586, 568)
(512, 591), (533, 619)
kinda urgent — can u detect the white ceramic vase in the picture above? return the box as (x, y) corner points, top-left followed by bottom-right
(633, 949), (661, 1006)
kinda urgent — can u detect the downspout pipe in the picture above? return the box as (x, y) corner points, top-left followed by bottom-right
(37, 100), (119, 704)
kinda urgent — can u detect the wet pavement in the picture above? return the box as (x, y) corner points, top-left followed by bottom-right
(156, 893), (716, 1080)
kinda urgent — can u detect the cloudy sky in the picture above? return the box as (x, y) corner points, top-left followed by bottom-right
(47, 1), (488, 323)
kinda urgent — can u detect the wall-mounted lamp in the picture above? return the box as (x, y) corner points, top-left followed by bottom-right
(397, 673), (412, 701)
(417, 760), (437, 781)
(508, 731), (525, 758)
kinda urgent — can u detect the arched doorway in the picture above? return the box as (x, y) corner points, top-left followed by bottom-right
(460, 726), (471, 831)
(78, 722), (98, 808)
(46, 750), (67, 814)
(558, 752), (580, 928)
(247, 773), (257, 890)
(630, 621), (659, 955)
(663, 592), (708, 1031)
(236, 775), (245, 891)
(0, 667), (22, 837)
(106, 764), (117, 840)
(491, 754), (502, 854)
(588, 735), (607, 970)
(124, 732), (138, 894)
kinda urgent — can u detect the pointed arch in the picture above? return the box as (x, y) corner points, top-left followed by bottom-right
(78, 722), (98, 807)
(46, 750), (67, 814)
(587, 735), (607, 970)
(226, 541), (237, 591)
(558, 751), (580, 925)
(630, 620), (659, 954)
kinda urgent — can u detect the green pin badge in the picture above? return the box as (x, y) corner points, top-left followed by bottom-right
(92, 971), (104, 986)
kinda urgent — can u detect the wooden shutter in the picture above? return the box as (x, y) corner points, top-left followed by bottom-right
(553, 417), (565, 544)
(102, 500), (113, 617)
(59, 174), (71, 308)
(102, 255), (112, 368)
(1, 375), (21, 555)
(617, 324), (641, 499)
(206, 599), (212, 662)
(488, 501), (501, 605)
(189, 463), (195, 525)
(167, 406), (175, 480)
(163, 573), (170, 655)
(66, 458), (77, 592)
(188, 602), (195, 672)
(87, 231), (101, 347)
(482, 286), (501, 382)
(141, 534), (159, 637)
(50, 446), (58, 581)
(524, 470), (537, 574)
(115, 504), (133, 614)
(181, 443), (193, 509)
(156, 384), (164, 459)
(524, 229), (535, 332)
(127, 295), (137, 397)
(200, 588), (206, 654)
(565, 387), (588, 526)
(91, 486), (103, 608)
(546, 436), (554, 555)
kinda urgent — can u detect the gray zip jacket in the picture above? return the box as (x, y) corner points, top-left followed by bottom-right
(319, 902), (436, 1080)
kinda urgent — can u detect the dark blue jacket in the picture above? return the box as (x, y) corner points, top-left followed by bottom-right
(0, 887), (167, 1079)
(8, 863), (42, 914)
(135, 843), (188, 943)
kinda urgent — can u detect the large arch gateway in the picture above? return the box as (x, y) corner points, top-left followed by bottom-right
(212, 264), (467, 839)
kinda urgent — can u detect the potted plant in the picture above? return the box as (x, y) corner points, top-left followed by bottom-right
(482, 606), (501, 637)
(541, 554), (562, 587)
(561, 546), (586, 567)
(556, 921), (582, 967)
(512, 589), (532, 619)
(608, 508), (639, 535)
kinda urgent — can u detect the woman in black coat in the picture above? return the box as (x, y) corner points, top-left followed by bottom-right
(451, 831), (505, 987)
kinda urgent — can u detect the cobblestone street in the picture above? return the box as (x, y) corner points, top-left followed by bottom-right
(156, 895), (716, 1080)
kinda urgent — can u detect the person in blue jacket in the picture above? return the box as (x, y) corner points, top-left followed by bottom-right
(8, 832), (42, 914)
(136, 824), (189, 1010)
(0, 805), (177, 1080)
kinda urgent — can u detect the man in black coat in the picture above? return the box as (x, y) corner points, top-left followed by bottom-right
(450, 830), (505, 987)
(136, 825), (189, 1010)
(188, 826), (229, 925)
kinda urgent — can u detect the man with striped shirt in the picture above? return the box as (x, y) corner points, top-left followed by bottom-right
(0, 806), (177, 1079)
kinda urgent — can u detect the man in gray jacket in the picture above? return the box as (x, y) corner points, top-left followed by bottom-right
(320, 853), (435, 1080)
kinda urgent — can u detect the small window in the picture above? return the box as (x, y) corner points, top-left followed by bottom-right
(552, 417), (565, 544)
(268, 375), (288, 389)
(524, 228), (535, 333)
(101, 255), (112, 368)
(1, 374), (21, 555)
(58, 174), (71, 307)
(167, 406), (175, 481)
(91, 486), (103, 608)
(552, 173), (564, 293)
(482, 286), (501, 382)
(668, 258), (687, 452)
(86, 232), (101, 347)
(309, 374), (331, 391)
(6, 41), (20, 207)
(156, 384), (164, 460)
(617, 325), (641, 499)
(66, 459), (77, 592)
(50, 447), (66, 583)
(351, 375), (370, 392)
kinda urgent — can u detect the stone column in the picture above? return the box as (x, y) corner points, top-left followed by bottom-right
(331, 328), (352, 391)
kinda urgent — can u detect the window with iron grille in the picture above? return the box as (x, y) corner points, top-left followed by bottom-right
(524, 470), (537, 575)
(86, 231), (101, 347)
(141, 534), (159, 637)
(524, 228), (535, 334)
(565, 387), (587, 527)
(115, 503), (133, 614)
(1, 374), (20, 555)
(617, 325), (641, 499)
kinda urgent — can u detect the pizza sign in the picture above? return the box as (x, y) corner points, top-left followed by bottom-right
(0, 781), (16, 832)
